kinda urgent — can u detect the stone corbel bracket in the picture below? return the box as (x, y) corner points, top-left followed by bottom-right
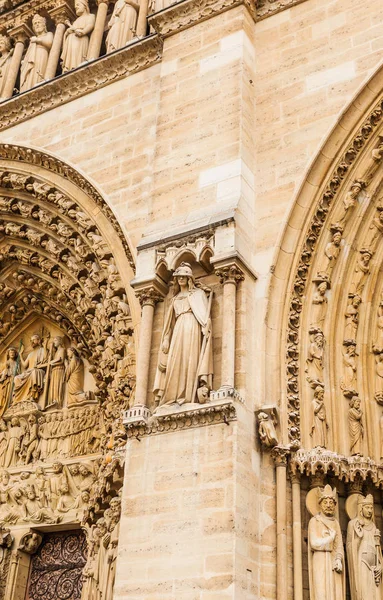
(148, 0), (257, 37)
(123, 398), (237, 438)
(0, 34), (163, 133)
(290, 447), (383, 487)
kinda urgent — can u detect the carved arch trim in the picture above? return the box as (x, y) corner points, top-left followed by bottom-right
(266, 63), (383, 452)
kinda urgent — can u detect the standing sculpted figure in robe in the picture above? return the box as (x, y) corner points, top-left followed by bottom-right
(45, 336), (66, 407)
(65, 347), (85, 405)
(12, 334), (47, 403)
(20, 14), (53, 92)
(349, 395), (364, 455)
(153, 263), (213, 406)
(61, 0), (95, 73)
(0, 347), (19, 416)
(347, 494), (382, 600)
(0, 35), (12, 99)
(310, 384), (329, 448)
(308, 485), (345, 600)
(106, 0), (139, 52)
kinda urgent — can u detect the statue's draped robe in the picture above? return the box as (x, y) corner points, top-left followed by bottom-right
(0, 52), (12, 97)
(13, 347), (45, 403)
(66, 355), (85, 405)
(308, 513), (345, 600)
(106, 0), (137, 52)
(347, 517), (382, 600)
(310, 398), (328, 447)
(61, 13), (95, 72)
(48, 346), (66, 406)
(0, 358), (19, 415)
(154, 287), (213, 405)
(20, 32), (53, 92)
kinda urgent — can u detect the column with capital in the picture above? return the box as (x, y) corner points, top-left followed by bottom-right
(290, 470), (303, 600)
(46, 3), (75, 80)
(133, 286), (163, 408)
(215, 262), (244, 391)
(87, 0), (110, 61)
(272, 446), (290, 600)
(1, 24), (32, 100)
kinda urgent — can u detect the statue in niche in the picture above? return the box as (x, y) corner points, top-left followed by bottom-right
(306, 328), (324, 382)
(65, 347), (85, 405)
(312, 275), (330, 328)
(257, 412), (278, 448)
(45, 336), (66, 407)
(350, 249), (373, 296)
(0, 347), (19, 416)
(322, 226), (343, 274)
(20, 14), (53, 92)
(310, 384), (329, 448)
(61, 0), (95, 73)
(345, 295), (362, 340)
(153, 263), (213, 406)
(12, 334), (47, 404)
(347, 494), (382, 599)
(308, 485), (345, 600)
(106, 0), (139, 53)
(341, 340), (357, 393)
(0, 35), (12, 98)
(348, 395), (364, 455)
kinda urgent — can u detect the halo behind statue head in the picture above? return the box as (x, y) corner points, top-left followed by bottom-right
(346, 493), (375, 520)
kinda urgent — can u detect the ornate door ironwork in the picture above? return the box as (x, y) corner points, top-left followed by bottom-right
(27, 531), (87, 600)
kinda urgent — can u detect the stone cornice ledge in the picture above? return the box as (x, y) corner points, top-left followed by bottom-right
(0, 34), (163, 133)
(149, 0), (257, 37)
(123, 398), (237, 438)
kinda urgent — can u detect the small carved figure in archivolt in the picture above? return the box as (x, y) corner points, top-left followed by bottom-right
(20, 14), (53, 92)
(365, 201), (383, 252)
(308, 485), (345, 600)
(347, 494), (382, 600)
(348, 395), (364, 455)
(350, 249), (373, 296)
(333, 180), (364, 226)
(310, 384), (329, 448)
(321, 225), (343, 275)
(341, 340), (357, 394)
(61, 0), (95, 73)
(153, 263), (213, 406)
(345, 295), (362, 340)
(311, 274), (330, 328)
(306, 328), (324, 383)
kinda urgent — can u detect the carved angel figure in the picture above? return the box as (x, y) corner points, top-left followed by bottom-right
(20, 14), (53, 92)
(106, 0), (139, 52)
(153, 263), (213, 406)
(347, 494), (382, 600)
(308, 485), (345, 600)
(61, 0), (95, 73)
(0, 35), (12, 99)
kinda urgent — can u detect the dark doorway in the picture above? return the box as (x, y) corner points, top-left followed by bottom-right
(26, 530), (87, 600)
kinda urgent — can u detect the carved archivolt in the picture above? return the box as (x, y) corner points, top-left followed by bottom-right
(0, 144), (135, 599)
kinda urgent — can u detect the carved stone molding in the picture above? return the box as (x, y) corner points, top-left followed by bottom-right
(0, 34), (163, 134)
(123, 398), (237, 438)
(290, 447), (383, 486)
(271, 445), (290, 466)
(149, 0), (256, 38)
(215, 264), (245, 285)
(135, 286), (165, 307)
(286, 99), (383, 447)
(257, 0), (307, 20)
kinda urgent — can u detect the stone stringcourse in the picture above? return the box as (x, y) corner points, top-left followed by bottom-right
(123, 398), (237, 438)
(286, 97), (383, 448)
(0, 34), (163, 134)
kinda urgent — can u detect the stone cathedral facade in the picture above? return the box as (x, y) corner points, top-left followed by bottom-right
(0, 0), (379, 599)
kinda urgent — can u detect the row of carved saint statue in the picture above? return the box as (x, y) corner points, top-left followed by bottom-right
(308, 486), (382, 600)
(0, 0), (139, 99)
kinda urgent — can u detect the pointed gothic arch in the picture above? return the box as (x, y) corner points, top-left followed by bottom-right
(266, 64), (383, 461)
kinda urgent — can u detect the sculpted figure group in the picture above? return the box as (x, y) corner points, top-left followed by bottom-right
(308, 487), (383, 600)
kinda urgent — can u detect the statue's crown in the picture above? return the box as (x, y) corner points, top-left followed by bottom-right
(318, 484), (337, 503)
(358, 494), (374, 506)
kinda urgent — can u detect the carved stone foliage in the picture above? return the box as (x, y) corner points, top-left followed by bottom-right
(285, 95), (383, 455)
